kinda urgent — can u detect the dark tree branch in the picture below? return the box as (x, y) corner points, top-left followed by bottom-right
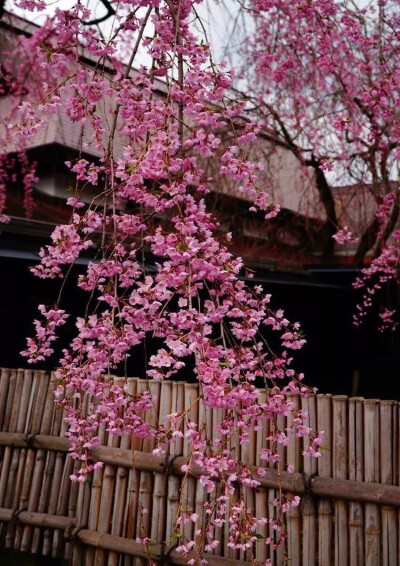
(354, 216), (380, 266)
(83, 0), (115, 26)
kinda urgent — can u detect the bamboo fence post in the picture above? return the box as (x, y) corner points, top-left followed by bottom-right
(165, 382), (185, 549)
(41, 401), (65, 556)
(18, 373), (55, 552)
(301, 394), (317, 566)
(0, 369), (22, 507)
(317, 393), (333, 566)
(83, 402), (108, 566)
(52, 412), (79, 558)
(0, 368), (11, 430)
(6, 369), (34, 549)
(65, 390), (92, 563)
(380, 400), (397, 566)
(107, 376), (132, 566)
(222, 390), (239, 561)
(195, 386), (208, 556)
(94, 377), (126, 566)
(254, 389), (268, 564)
(0, 368), (16, 541)
(4, 368), (25, 513)
(332, 395), (348, 566)
(122, 377), (138, 566)
(19, 370), (50, 551)
(2, 368), (17, 435)
(181, 383), (199, 546)
(134, 379), (160, 566)
(348, 397), (364, 566)
(0, 368), (22, 541)
(213, 406), (225, 558)
(364, 399), (380, 566)
(285, 394), (300, 566)
(149, 380), (173, 557)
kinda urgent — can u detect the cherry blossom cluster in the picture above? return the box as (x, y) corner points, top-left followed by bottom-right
(2, 0), (325, 561)
(246, 0), (400, 328)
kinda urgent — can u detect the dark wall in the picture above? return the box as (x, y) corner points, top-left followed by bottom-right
(0, 257), (399, 400)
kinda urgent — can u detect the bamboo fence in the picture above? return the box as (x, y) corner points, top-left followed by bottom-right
(0, 368), (400, 565)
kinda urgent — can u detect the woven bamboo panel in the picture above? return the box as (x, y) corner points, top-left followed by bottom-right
(0, 368), (400, 566)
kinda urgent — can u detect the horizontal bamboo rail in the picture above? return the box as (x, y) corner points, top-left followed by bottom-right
(1, 431), (400, 507)
(0, 507), (243, 566)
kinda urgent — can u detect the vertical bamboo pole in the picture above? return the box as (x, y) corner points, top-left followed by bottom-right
(275, 411), (286, 566)
(149, 380), (173, 557)
(0, 369), (24, 543)
(332, 395), (348, 566)
(6, 369), (34, 549)
(122, 377), (138, 566)
(122, 379), (139, 566)
(181, 383), (199, 546)
(82, 410), (108, 566)
(195, 387), (207, 557)
(301, 394), (317, 566)
(0, 369), (22, 510)
(18, 373), (55, 552)
(133, 379), (160, 566)
(65, 390), (92, 563)
(348, 397), (364, 566)
(364, 399), (380, 566)
(108, 377), (136, 566)
(285, 394), (300, 566)
(317, 393), (333, 566)
(380, 400), (397, 566)
(0, 368), (17, 542)
(254, 389), (268, 564)
(18, 370), (50, 551)
(41, 403), (65, 556)
(0, 368), (11, 430)
(213, 406), (225, 557)
(165, 381), (184, 546)
(94, 377), (126, 566)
